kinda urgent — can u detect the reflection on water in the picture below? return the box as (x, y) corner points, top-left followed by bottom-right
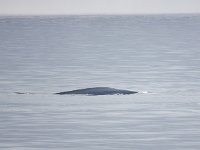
(0, 15), (200, 149)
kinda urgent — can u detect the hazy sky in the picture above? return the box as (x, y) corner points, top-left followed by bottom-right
(0, 0), (200, 15)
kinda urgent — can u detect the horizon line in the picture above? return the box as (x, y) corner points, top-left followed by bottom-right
(0, 12), (200, 17)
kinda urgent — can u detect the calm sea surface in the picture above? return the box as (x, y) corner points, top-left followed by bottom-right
(0, 15), (200, 150)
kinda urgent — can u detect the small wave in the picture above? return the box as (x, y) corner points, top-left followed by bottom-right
(14, 92), (35, 95)
(139, 91), (149, 94)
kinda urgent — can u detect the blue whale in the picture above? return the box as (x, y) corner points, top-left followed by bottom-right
(55, 87), (138, 95)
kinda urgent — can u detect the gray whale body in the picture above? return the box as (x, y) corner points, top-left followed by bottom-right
(55, 87), (138, 95)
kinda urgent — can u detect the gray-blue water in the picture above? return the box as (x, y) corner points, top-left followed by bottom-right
(0, 15), (200, 150)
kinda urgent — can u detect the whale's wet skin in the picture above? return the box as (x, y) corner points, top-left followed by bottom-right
(55, 87), (138, 95)
(14, 87), (138, 95)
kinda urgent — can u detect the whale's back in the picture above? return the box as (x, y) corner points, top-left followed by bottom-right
(55, 87), (137, 95)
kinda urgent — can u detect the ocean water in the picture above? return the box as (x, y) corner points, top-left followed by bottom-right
(0, 14), (200, 150)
